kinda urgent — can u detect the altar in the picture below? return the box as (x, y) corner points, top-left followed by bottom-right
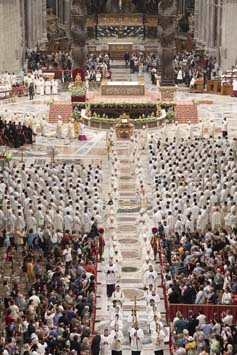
(101, 81), (145, 96)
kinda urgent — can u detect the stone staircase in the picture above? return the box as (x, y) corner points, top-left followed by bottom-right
(110, 60), (132, 82)
(174, 102), (198, 124)
(48, 102), (72, 123)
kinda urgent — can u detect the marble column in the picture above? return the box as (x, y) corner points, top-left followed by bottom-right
(0, 0), (23, 72)
(198, 0), (203, 44)
(42, 0), (48, 45)
(194, 0), (200, 40)
(71, 0), (88, 71)
(221, 0), (237, 69)
(216, 0), (222, 64)
(64, 0), (71, 28)
(208, 0), (214, 49)
(158, 0), (177, 100)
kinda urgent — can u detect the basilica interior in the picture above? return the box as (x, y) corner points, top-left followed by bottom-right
(0, 1), (237, 355)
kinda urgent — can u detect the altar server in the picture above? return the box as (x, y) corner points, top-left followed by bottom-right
(130, 322), (144, 355)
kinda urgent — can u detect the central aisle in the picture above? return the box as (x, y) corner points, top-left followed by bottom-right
(96, 138), (169, 354)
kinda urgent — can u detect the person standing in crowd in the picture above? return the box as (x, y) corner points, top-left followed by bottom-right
(91, 332), (101, 355)
(222, 117), (228, 138)
(28, 82), (34, 100)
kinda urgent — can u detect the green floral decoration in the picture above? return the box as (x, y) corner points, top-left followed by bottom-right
(69, 83), (87, 97)
(0, 150), (12, 160)
(166, 108), (176, 121)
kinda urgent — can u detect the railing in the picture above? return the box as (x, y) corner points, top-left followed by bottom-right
(158, 239), (173, 354)
(169, 303), (237, 323)
(91, 252), (98, 335)
(158, 238), (237, 354)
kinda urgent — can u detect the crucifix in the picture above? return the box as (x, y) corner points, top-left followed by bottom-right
(119, 0), (122, 11)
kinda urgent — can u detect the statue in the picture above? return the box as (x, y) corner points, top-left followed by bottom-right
(71, 0), (88, 71)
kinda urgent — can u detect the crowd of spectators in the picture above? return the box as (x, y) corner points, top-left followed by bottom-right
(174, 52), (218, 87)
(172, 310), (237, 354)
(85, 53), (111, 85)
(148, 132), (237, 354)
(0, 118), (33, 148)
(0, 161), (103, 355)
(26, 51), (72, 71)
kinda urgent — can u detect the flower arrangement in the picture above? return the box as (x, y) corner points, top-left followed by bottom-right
(11, 85), (27, 97)
(0, 149), (12, 161)
(68, 82), (87, 97)
(47, 97), (55, 106)
(166, 108), (176, 121)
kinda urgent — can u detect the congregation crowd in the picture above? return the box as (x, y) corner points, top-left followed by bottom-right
(26, 51), (72, 72)
(174, 52), (218, 87)
(0, 160), (104, 355)
(0, 118), (33, 148)
(86, 53), (111, 84)
(147, 124), (237, 354)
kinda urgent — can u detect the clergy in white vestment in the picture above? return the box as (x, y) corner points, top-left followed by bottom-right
(40, 118), (47, 136)
(130, 323), (144, 355)
(52, 79), (58, 94)
(110, 315), (123, 331)
(104, 258), (118, 298)
(110, 304), (123, 321)
(174, 122), (181, 141)
(100, 328), (112, 355)
(53, 211), (63, 231)
(110, 324), (124, 354)
(111, 284), (125, 308)
(208, 120), (215, 138)
(64, 211), (73, 233)
(146, 290), (161, 309)
(67, 120), (74, 140)
(45, 80), (51, 95)
(35, 78), (41, 95)
(39, 78), (45, 96)
(56, 117), (63, 139)
(151, 326), (168, 355)
(211, 209), (221, 230)
(150, 315), (164, 334)
(144, 265), (158, 289)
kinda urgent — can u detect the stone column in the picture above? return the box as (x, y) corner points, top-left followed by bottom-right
(221, 0), (237, 69)
(197, 0), (203, 45)
(208, 0), (214, 49)
(0, 0), (24, 72)
(64, 0), (71, 28)
(158, 0), (177, 100)
(26, 0), (32, 48)
(216, 0), (222, 64)
(200, 0), (205, 44)
(194, 0), (200, 41)
(71, 0), (88, 72)
(42, 0), (48, 45)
